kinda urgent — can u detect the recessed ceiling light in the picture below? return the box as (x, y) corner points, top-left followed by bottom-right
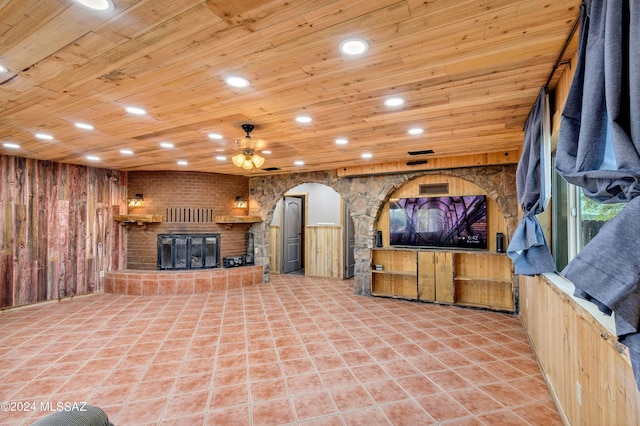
(362, 152), (373, 159)
(120, 149), (133, 155)
(74, 122), (94, 130)
(408, 128), (424, 135)
(125, 106), (146, 115)
(73, 0), (114, 12)
(384, 97), (405, 107)
(177, 160), (188, 166)
(208, 133), (223, 140)
(0, 65), (7, 73)
(3, 142), (20, 149)
(294, 160), (304, 166)
(295, 115), (312, 124)
(86, 155), (100, 161)
(335, 138), (348, 145)
(224, 76), (250, 88)
(215, 155), (227, 161)
(339, 38), (369, 55)
(35, 133), (54, 140)
(160, 142), (174, 148)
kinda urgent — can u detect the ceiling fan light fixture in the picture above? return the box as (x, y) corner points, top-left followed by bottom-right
(232, 124), (266, 170)
(232, 153), (245, 168)
(242, 158), (254, 170)
(252, 154), (265, 168)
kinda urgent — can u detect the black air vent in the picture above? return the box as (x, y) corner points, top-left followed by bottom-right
(406, 160), (428, 166)
(262, 167), (281, 171)
(419, 183), (449, 195)
(407, 149), (434, 156)
(165, 208), (215, 223)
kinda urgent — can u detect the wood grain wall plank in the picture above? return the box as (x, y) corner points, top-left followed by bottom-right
(0, 155), (126, 309)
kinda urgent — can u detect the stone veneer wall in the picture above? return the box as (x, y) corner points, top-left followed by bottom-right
(247, 165), (517, 296)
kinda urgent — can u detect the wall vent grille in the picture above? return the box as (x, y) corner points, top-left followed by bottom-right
(165, 208), (215, 223)
(419, 183), (449, 195)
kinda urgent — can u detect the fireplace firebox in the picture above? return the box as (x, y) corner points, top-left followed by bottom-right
(157, 233), (220, 270)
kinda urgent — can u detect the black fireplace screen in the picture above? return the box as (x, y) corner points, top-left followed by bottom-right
(157, 234), (220, 270)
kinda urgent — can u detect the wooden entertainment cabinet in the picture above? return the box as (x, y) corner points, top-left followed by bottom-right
(371, 247), (514, 312)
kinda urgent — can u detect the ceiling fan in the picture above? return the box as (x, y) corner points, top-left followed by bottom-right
(232, 124), (266, 170)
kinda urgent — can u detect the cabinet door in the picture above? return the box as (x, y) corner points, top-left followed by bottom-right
(417, 252), (435, 301)
(434, 251), (454, 303)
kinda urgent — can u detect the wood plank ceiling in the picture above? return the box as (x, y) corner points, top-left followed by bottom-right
(0, 0), (580, 176)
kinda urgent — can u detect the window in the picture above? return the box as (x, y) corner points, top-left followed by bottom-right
(551, 161), (625, 270)
(578, 191), (625, 249)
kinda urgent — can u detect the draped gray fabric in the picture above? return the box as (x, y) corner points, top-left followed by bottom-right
(556, 0), (640, 201)
(30, 405), (113, 426)
(507, 88), (556, 275)
(555, 0), (640, 387)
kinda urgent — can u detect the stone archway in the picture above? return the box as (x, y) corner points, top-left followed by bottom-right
(248, 166), (517, 296)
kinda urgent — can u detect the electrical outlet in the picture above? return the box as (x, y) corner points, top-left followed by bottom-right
(576, 381), (582, 406)
(99, 270), (104, 278)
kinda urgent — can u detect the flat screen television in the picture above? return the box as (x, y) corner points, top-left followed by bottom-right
(389, 195), (487, 249)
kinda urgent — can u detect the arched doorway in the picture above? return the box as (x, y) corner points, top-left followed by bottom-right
(269, 183), (354, 279)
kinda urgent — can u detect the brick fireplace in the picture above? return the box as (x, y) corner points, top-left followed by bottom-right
(125, 171), (251, 270)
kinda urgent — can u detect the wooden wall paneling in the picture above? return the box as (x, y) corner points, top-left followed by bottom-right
(14, 203), (26, 304)
(87, 167), (97, 292)
(37, 192), (47, 301)
(305, 226), (342, 279)
(520, 275), (640, 425)
(67, 165), (79, 297)
(25, 158), (38, 302)
(0, 156), (9, 307)
(338, 150), (519, 178)
(0, 156), (126, 309)
(270, 225), (280, 274)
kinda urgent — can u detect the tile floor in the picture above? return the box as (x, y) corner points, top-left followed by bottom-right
(0, 275), (562, 425)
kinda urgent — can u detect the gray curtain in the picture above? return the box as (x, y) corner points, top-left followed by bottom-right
(555, 0), (640, 386)
(507, 88), (557, 275)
